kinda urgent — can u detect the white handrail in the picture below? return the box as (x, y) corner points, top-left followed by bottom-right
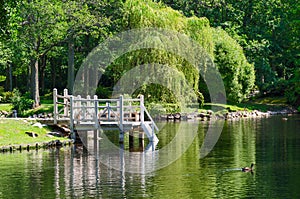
(142, 104), (159, 132)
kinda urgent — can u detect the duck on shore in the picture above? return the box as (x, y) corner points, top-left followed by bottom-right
(242, 163), (254, 172)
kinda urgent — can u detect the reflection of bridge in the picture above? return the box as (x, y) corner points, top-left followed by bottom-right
(53, 89), (159, 144)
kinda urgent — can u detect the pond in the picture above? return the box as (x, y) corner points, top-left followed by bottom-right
(0, 115), (300, 198)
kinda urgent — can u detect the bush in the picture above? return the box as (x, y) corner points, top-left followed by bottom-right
(0, 86), (4, 95)
(212, 28), (255, 103)
(262, 79), (289, 97)
(96, 86), (112, 99)
(0, 91), (14, 103)
(285, 69), (300, 106)
(11, 89), (34, 115)
(147, 103), (167, 118)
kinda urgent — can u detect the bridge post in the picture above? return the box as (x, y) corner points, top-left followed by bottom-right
(139, 131), (144, 151)
(86, 95), (91, 121)
(94, 95), (99, 129)
(140, 95), (144, 123)
(107, 102), (110, 121)
(76, 95), (81, 120)
(53, 88), (58, 124)
(119, 95), (124, 131)
(63, 89), (69, 117)
(69, 96), (75, 140)
(129, 130), (134, 151)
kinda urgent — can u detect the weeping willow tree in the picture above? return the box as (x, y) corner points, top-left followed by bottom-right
(99, 0), (214, 111)
(99, 0), (255, 109)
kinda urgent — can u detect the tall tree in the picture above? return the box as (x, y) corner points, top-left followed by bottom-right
(162, 0), (300, 93)
(0, 0), (19, 92)
(2, 0), (111, 105)
(15, 0), (69, 107)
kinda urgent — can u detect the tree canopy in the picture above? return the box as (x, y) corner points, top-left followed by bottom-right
(0, 0), (298, 109)
(162, 0), (300, 105)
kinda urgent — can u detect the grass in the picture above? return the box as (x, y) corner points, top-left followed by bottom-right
(0, 99), (61, 117)
(23, 99), (55, 117)
(23, 103), (54, 117)
(202, 96), (291, 113)
(0, 103), (13, 112)
(202, 103), (245, 112)
(0, 119), (68, 147)
(238, 96), (289, 112)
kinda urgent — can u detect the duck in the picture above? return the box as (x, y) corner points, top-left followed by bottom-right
(242, 163), (254, 172)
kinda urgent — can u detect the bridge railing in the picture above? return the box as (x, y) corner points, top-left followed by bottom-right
(53, 88), (70, 124)
(69, 94), (157, 132)
(139, 95), (158, 132)
(53, 89), (158, 136)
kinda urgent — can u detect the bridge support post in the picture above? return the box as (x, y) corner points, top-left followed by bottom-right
(119, 131), (124, 143)
(129, 130), (134, 151)
(94, 95), (99, 129)
(140, 95), (144, 123)
(139, 132), (144, 151)
(119, 95), (124, 131)
(70, 96), (75, 140)
(63, 89), (69, 117)
(94, 129), (99, 156)
(53, 88), (58, 124)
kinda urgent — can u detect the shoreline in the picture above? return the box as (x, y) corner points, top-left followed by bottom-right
(0, 139), (73, 153)
(159, 107), (298, 121)
(0, 106), (298, 152)
(0, 118), (73, 153)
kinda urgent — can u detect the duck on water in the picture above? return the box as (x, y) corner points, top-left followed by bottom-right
(242, 163), (254, 172)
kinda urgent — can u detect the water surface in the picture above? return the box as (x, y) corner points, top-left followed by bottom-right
(0, 115), (299, 198)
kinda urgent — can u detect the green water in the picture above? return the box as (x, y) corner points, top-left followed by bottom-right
(0, 115), (300, 198)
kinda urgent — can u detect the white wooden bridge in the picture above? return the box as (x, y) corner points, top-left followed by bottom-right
(53, 89), (159, 143)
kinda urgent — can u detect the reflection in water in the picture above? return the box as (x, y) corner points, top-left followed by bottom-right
(77, 121), (200, 174)
(48, 146), (140, 198)
(0, 115), (300, 198)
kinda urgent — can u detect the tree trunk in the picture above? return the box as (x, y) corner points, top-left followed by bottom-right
(31, 58), (40, 108)
(5, 62), (13, 91)
(27, 63), (31, 90)
(29, 36), (41, 108)
(50, 58), (56, 88)
(68, 35), (75, 94)
(40, 54), (46, 94)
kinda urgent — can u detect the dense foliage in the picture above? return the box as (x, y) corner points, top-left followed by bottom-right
(213, 28), (255, 102)
(0, 0), (298, 110)
(162, 0), (300, 105)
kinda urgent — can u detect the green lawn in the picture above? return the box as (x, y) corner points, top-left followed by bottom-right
(0, 103), (13, 112)
(0, 99), (58, 117)
(23, 103), (54, 117)
(0, 119), (68, 147)
(202, 97), (290, 113)
(238, 96), (289, 112)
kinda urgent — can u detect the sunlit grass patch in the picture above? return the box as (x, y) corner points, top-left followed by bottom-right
(0, 119), (67, 147)
(0, 103), (13, 112)
(252, 96), (287, 105)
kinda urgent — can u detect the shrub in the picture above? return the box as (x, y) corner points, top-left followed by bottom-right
(262, 79), (289, 97)
(0, 91), (14, 103)
(96, 86), (112, 99)
(285, 69), (300, 106)
(213, 28), (255, 103)
(147, 103), (167, 118)
(11, 89), (34, 115)
(0, 86), (4, 95)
